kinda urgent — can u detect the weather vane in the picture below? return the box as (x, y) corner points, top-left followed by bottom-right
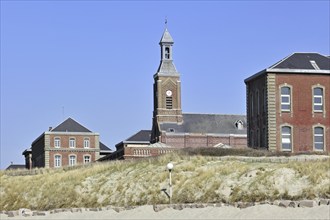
(165, 16), (168, 27)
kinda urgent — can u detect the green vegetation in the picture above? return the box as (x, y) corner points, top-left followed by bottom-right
(0, 151), (329, 211)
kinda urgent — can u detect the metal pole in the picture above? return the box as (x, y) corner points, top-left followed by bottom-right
(169, 170), (172, 204)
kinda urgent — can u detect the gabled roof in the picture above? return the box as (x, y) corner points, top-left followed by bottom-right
(269, 53), (330, 70)
(160, 28), (174, 44)
(51, 118), (92, 132)
(245, 52), (330, 83)
(125, 130), (151, 142)
(159, 113), (247, 135)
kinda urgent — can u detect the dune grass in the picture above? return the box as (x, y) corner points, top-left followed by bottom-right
(0, 151), (329, 211)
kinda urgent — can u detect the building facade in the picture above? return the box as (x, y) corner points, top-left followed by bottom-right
(23, 118), (112, 169)
(245, 53), (330, 152)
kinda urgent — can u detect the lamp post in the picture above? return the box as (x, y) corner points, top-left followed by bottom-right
(167, 162), (174, 204)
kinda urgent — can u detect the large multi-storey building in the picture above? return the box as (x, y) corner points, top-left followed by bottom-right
(244, 53), (330, 152)
(22, 118), (112, 169)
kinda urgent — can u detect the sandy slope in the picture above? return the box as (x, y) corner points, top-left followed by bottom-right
(1, 204), (329, 220)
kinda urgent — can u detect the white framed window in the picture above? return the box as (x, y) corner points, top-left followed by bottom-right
(84, 138), (90, 148)
(69, 137), (76, 148)
(54, 137), (61, 148)
(54, 155), (61, 168)
(314, 126), (324, 151)
(69, 155), (76, 166)
(281, 86), (291, 112)
(313, 87), (323, 112)
(84, 155), (91, 164)
(281, 126), (292, 151)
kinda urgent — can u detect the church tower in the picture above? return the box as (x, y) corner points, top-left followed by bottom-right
(151, 28), (183, 142)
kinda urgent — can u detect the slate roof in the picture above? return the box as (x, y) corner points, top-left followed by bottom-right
(269, 53), (330, 70)
(100, 142), (112, 151)
(159, 113), (247, 135)
(51, 118), (92, 132)
(245, 53), (330, 83)
(160, 28), (174, 44)
(125, 130), (151, 142)
(6, 164), (26, 170)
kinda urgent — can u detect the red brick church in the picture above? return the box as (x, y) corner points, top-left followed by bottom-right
(102, 28), (247, 160)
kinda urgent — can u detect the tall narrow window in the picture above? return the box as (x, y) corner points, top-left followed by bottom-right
(281, 86), (291, 112)
(313, 87), (323, 112)
(54, 155), (61, 168)
(256, 91), (260, 115)
(281, 126), (292, 151)
(54, 137), (61, 148)
(165, 47), (170, 59)
(314, 127), (324, 151)
(84, 155), (91, 163)
(69, 138), (76, 148)
(250, 93), (254, 117)
(166, 96), (173, 109)
(69, 155), (76, 166)
(84, 138), (90, 148)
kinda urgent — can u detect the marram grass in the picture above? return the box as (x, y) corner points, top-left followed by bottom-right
(0, 152), (329, 210)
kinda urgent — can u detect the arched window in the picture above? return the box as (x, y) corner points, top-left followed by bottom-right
(54, 137), (61, 148)
(281, 86), (291, 112)
(84, 138), (90, 148)
(69, 137), (76, 148)
(84, 155), (91, 163)
(54, 155), (61, 168)
(314, 126), (324, 151)
(165, 47), (170, 59)
(313, 87), (324, 112)
(69, 155), (76, 166)
(281, 126), (292, 151)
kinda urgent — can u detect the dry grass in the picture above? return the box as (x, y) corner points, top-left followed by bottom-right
(0, 152), (329, 211)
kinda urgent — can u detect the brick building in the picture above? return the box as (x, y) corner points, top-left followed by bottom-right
(22, 118), (112, 169)
(99, 130), (175, 160)
(244, 53), (330, 152)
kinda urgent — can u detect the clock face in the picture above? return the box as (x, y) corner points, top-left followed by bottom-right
(166, 90), (172, 97)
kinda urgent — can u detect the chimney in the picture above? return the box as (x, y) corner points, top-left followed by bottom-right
(49, 127), (52, 131)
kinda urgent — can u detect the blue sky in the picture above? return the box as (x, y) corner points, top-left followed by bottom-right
(1, 1), (329, 169)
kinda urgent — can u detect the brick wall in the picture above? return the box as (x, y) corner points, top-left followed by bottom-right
(275, 73), (330, 152)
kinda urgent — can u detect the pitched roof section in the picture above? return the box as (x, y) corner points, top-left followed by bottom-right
(269, 53), (330, 70)
(160, 28), (174, 44)
(51, 118), (92, 132)
(100, 142), (112, 151)
(159, 113), (247, 135)
(6, 164), (26, 170)
(125, 130), (151, 142)
(245, 52), (330, 83)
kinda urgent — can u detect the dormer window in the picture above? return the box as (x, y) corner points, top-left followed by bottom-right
(165, 47), (170, 59)
(235, 120), (244, 130)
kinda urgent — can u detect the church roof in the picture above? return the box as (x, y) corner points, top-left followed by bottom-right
(125, 130), (151, 142)
(160, 28), (174, 44)
(159, 113), (247, 135)
(51, 117), (92, 132)
(156, 60), (179, 75)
